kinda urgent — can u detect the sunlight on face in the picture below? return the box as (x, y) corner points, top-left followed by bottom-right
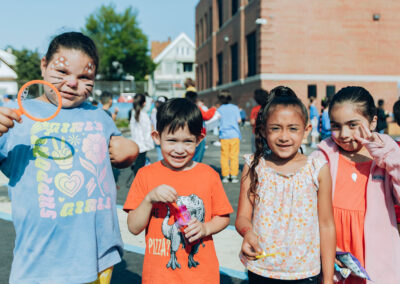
(41, 48), (95, 108)
(329, 103), (374, 152)
(265, 105), (309, 160)
(157, 125), (200, 171)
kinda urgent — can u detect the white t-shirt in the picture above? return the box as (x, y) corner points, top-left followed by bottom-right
(130, 110), (154, 153)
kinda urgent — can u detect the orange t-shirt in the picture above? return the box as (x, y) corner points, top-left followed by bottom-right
(333, 154), (372, 284)
(123, 161), (233, 284)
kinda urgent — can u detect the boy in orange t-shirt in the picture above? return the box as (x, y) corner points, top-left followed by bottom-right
(124, 98), (233, 284)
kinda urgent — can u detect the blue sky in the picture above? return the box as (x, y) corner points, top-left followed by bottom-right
(0, 0), (197, 55)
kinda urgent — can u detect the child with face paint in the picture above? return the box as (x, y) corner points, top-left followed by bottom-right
(312, 86), (400, 284)
(0, 32), (138, 283)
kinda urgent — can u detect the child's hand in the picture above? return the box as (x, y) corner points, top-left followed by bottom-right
(0, 107), (22, 135)
(354, 123), (384, 146)
(184, 217), (207, 243)
(109, 136), (139, 168)
(335, 246), (344, 267)
(146, 184), (177, 204)
(241, 230), (262, 260)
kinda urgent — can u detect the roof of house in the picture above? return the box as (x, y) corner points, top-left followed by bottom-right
(0, 49), (17, 79)
(151, 38), (172, 60)
(153, 33), (195, 64)
(0, 49), (16, 69)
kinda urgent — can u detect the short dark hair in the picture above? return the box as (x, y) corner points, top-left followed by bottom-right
(45, 32), (99, 74)
(157, 98), (203, 137)
(218, 89), (232, 104)
(184, 91), (198, 103)
(321, 97), (330, 108)
(378, 99), (384, 107)
(254, 88), (269, 106)
(100, 91), (112, 104)
(393, 100), (400, 125)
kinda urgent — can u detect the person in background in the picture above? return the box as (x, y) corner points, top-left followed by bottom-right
(151, 96), (168, 161)
(309, 95), (319, 148)
(100, 91), (118, 121)
(376, 99), (388, 134)
(217, 89), (241, 183)
(239, 107), (247, 126)
(184, 77), (196, 92)
(129, 93), (154, 176)
(319, 97), (331, 140)
(250, 89), (269, 153)
(393, 100), (400, 146)
(185, 91), (216, 162)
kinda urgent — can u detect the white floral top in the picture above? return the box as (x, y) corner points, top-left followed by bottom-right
(240, 154), (326, 280)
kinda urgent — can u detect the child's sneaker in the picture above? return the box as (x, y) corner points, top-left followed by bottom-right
(222, 176), (230, 183)
(231, 175), (239, 183)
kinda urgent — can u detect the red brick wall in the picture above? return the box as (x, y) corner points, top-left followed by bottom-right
(196, 0), (400, 114)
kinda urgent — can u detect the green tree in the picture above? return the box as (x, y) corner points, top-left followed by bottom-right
(83, 4), (155, 81)
(11, 48), (41, 88)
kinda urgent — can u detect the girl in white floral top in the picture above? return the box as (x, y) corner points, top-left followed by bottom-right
(236, 86), (336, 284)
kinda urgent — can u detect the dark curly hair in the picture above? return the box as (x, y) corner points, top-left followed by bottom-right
(247, 86), (308, 202)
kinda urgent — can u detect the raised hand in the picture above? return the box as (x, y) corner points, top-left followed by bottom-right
(0, 107), (22, 136)
(354, 123), (384, 146)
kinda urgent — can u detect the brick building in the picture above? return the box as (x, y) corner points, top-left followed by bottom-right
(195, 0), (400, 113)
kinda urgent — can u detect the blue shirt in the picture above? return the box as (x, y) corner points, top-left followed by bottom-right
(309, 104), (319, 121)
(218, 103), (241, 139)
(2, 101), (123, 283)
(319, 110), (331, 137)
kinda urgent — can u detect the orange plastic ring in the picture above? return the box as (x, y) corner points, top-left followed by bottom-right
(17, 80), (62, 122)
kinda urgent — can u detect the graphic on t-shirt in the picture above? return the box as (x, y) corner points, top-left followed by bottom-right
(30, 121), (112, 220)
(161, 194), (205, 270)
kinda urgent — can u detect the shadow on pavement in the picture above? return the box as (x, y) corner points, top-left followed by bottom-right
(111, 258), (142, 283)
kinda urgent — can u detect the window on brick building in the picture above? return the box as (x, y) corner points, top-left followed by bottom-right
(209, 59), (213, 88)
(232, 0), (238, 16)
(204, 13), (208, 39)
(218, 0), (223, 28)
(205, 61), (209, 88)
(196, 24), (199, 47)
(209, 8), (213, 35)
(231, 43), (238, 82)
(246, 31), (256, 77)
(326, 85), (335, 99)
(217, 52), (223, 85)
(199, 65), (203, 90)
(308, 85), (317, 98)
(199, 19), (203, 44)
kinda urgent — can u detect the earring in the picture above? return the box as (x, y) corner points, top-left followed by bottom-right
(262, 138), (271, 158)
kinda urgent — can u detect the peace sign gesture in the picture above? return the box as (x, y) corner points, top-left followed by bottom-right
(354, 123), (384, 146)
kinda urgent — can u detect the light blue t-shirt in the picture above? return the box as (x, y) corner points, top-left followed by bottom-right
(218, 103), (241, 139)
(309, 104), (319, 121)
(1, 101), (123, 283)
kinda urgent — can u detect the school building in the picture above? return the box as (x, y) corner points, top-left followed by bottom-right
(195, 0), (400, 113)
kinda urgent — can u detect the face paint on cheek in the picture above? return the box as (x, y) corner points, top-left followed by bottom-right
(51, 56), (69, 69)
(84, 62), (95, 75)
